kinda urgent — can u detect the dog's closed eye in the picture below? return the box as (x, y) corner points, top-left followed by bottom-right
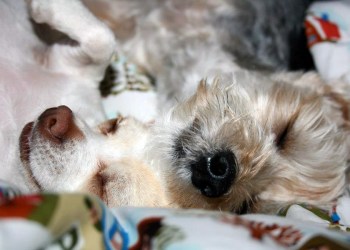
(98, 116), (124, 135)
(275, 122), (291, 150)
(274, 116), (297, 152)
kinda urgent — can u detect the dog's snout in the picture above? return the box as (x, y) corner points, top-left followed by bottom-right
(38, 105), (82, 143)
(42, 106), (72, 138)
(191, 151), (237, 198)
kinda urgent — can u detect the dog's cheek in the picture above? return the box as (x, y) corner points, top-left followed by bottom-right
(85, 173), (104, 199)
(82, 161), (107, 199)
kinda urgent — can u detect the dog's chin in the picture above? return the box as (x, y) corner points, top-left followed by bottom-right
(165, 180), (257, 214)
(180, 196), (255, 214)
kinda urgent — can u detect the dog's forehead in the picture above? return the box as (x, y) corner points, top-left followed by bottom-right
(171, 81), (253, 123)
(168, 90), (273, 165)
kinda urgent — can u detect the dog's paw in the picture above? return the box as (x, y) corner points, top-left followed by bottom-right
(27, 0), (116, 78)
(27, 0), (55, 24)
(28, 0), (84, 25)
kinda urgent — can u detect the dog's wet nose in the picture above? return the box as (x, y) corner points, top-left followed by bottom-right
(38, 105), (82, 143)
(191, 151), (237, 198)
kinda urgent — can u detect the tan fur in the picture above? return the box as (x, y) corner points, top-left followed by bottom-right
(85, 158), (168, 207)
(149, 71), (350, 213)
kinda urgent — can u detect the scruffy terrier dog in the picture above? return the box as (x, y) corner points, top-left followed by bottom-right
(84, 0), (349, 213)
(149, 72), (350, 213)
(11, 0), (350, 213)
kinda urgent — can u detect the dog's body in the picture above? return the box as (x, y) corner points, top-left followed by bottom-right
(4, 0), (350, 213)
(0, 0), (115, 189)
(84, 0), (313, 111)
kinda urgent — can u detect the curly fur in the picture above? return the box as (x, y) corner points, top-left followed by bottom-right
(149, 72), (350, 213)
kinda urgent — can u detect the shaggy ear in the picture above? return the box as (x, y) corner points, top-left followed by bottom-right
(293, 72), (350, 124)
(293, 72), (326, 92)
(272, 71), (326, 93)
(197, 79), (209, 95)
(98, 116), (124, 135)
(193, 79), (211, 104)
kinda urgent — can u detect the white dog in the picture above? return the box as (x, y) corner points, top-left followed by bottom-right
(0, 0), (115, 188)
(18, 105), (168, 207)
(0, 0), (168, 208)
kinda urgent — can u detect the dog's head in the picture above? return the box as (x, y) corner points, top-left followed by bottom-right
(150, 72), (349, 213)
(19, 105), (168, 207)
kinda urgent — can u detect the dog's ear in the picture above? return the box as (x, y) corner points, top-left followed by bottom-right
(98, 116), (124, 135)
(192, 79), (210, 107)
(294, 72), (350, 126)
(197, 79), (208, 96)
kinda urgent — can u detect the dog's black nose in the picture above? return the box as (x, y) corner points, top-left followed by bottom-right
(191, 151), (237, 198)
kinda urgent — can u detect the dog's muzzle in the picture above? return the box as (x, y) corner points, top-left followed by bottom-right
(190, 151), (237, 198)
(37, 105), (83, 144)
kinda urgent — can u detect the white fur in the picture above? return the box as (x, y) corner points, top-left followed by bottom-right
(0, 0), (115, 188)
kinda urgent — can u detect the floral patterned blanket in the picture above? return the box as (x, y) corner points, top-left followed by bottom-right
(0, 182), (349, 250)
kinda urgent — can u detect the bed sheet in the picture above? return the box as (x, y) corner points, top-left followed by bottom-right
(0, 182), (349, 250)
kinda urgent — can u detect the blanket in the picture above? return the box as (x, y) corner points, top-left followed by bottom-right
(0, 182), (349, 250)
(305, 0), (350, 83)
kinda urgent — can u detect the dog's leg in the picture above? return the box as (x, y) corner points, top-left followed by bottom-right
(28, 0), (116, 84)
